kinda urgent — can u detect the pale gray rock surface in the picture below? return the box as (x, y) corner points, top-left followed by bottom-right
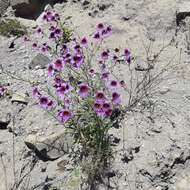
(1, 0), (190, 190)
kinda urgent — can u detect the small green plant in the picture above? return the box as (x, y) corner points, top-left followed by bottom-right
(60, 22), (73, 43)
(0, 19), (27, 37)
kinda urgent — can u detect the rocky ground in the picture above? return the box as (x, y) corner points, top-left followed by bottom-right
(1, 0), (190, 190)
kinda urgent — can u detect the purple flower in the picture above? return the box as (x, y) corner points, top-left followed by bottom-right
(0, 86), (6, 97)
(49, 25), (55, 31)
(110, 80), (118, 89)
(47, 100), (56, 110)
(36, 27), (42, 34)
(55, 28), (61, 34)
(89, 69), (95, 76)
(42, 13), (48, 21)
(54, 13), (60, 20)
(126, 56), (131, 64)
(32, 43), (38, 48)
(49, 32), (55, 39)
(97, 23), (104, 31)
(64, 98), (71, 107)
(93, 102), (104, 117)
(23, 36), (30, 42)
(32, 87), (41, 99)
(71, 54), (84, 68)
(101, 25), (112, 38)
(48, 64), (54, 77)
(78, 84), (89, 98)
(106, 25), (112, 35)
(124, 49), (131, 64)
(57, 86), (67, 98)
(102, 102), (111, 111)
(80, 37), (88, 47)
(50, 15), (55, 21)
(57, 109), (73, 123)
(54, 76), (63, 87)
(39, 96), (49, 108)
(95, 92), (106, 103)
(53, 58), (64, 71)
(40, 43), (50, 52)
(105, 109), (112, 117)
(93, 102), (112, 117)
(93, 102), (102, 111)
(93, 32), (101, 41)
(56, 83), (72, 99)
(38, 95), (55, 110)
(101, 72), (110, 80)
(113, 55), (118, 61)
(101, 51), (109, 61)
(120, 80), (125, 87)
(112, 92), (121, 105)
(73, 44), (82, 54)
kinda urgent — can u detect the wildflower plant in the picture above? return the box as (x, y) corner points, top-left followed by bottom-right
(29, 10), (131, 186)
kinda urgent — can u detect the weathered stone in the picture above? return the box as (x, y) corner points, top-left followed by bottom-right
(29, 53), (50, 70)
(177, 1), (190, 26)
(0, 120), (10, 130)
(0, 112), (11, 130)
(0, 0), (9, 16)
(11, 92), (29, 104)
(25, 130), (74, 161)
(44, 4), (52, 11)
(10, 0), (68, 19)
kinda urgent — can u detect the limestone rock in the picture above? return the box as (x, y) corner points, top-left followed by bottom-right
(11, 92), (29, 104)
(29, 53), (50, 70)
(0, 100), (11, 130)
(25, 130), (74, 161)
(0, 114), (10, 130)
(0, 0), (9, 16)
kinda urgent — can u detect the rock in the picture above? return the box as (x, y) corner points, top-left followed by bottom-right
(2, 5), (15, 18)
(25, 130), (74, 161)
(0, 119), (10, 130)
(10, 0), (29, 7)
(11, 92), (29, 104)
(82, 0), (90, 8)
(176, 1), (190, 26)
(10, 0), (68, 19)
(10, 0), (38, 19)
(175, 175), (190, 190)
(0, 112), (11, 130)
(40, 162), (47, 172)
(0, 0), (9, 16)
(44, 4), (52, 11)
(29, 53), (50, 70)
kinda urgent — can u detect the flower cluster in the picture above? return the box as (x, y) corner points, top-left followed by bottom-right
(27, 12), (135, 184)
(30, 11), (131, 125)
(42, 10), (60, 22)
(93, 23), (112, 41)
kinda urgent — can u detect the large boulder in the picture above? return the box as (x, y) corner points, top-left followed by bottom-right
(10, 0), (42, 19)
(10, 0), (66, 19)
